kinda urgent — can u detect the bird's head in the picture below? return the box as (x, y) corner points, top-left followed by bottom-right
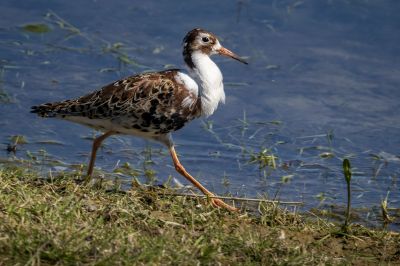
(183, 28), (248, 68)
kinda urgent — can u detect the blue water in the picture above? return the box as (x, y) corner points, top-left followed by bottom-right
(0, 0), (399, 230)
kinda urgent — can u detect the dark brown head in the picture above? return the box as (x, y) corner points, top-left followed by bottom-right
(182, 28), (248, 69)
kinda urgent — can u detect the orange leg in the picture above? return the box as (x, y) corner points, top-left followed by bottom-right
(169, 146), (237, 212)
(86, 131), (115, 180)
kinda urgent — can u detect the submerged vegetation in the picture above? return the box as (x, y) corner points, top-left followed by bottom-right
(0, 165), (399, 265)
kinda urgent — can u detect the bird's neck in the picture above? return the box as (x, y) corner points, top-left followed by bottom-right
(188, 51), (225, 117)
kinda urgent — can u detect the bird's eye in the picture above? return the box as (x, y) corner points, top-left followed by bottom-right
(202, 36), (210, 43)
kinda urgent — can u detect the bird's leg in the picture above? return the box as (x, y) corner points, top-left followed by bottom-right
(86, 130), (115, 182)
(169, 145), (237, 212)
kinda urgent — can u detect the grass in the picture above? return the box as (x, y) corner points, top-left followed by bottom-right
(0, 165), (399, 265)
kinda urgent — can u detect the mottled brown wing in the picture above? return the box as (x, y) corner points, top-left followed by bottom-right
(31, 70), (201, 134)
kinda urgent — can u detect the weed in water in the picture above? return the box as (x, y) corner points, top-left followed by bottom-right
(0, 65), (13, 104)
(249, 148), (277, 170)
(381, 192), (394, 229)
(21, 23), (51, 34)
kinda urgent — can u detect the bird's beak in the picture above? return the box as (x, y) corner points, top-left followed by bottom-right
(218, 47), (248, 65)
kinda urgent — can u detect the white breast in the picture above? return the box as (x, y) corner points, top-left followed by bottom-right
(174, 71), (199, 109)
(190, 51), (225, 117)
(174, 72), (198, 95)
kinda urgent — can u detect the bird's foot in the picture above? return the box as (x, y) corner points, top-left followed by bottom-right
(209, 196), (238, 212)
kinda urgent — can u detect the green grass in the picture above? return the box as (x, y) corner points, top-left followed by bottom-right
(0, 165), (399, 265)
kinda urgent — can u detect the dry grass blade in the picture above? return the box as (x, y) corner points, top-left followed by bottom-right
(158, 192), (303, 205)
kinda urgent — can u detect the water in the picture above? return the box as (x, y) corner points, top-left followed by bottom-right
(0, 0), (399, 230)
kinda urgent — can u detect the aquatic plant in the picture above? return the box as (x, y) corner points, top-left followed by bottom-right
(342, 158), (352, 232)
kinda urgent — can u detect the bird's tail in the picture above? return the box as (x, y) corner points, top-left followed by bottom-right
(31, 102), (68, 118)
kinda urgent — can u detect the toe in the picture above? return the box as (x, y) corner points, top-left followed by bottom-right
(211, 198), (238, 212)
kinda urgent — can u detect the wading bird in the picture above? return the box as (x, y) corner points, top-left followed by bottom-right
(31, 28), (248, 211)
